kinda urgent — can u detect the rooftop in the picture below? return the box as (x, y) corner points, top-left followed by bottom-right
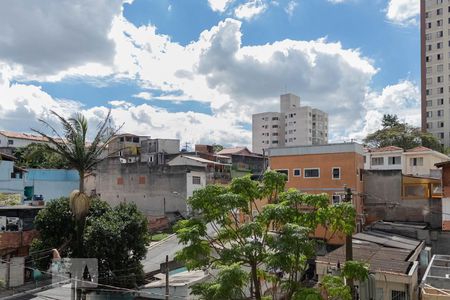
(368, 146), (403, 153)
(406, 146), (433, 152)
(0, 130), (49, 142)
(268, 142), (364, 157)
(422, 255), (450, 290)
(316, 240), (414, 275)
(217, 147), (260, 157)
(354, 230), (422, 251)
(144, 270), (209, 288)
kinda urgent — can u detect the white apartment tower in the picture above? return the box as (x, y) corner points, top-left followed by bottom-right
(252, 93), (328, 154)
(421, 0), (450, 147)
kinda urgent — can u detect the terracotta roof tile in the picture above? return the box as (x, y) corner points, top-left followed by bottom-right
(0, 130), (49, 142)
(217, 147), (250, 155)
(406, 146), (432, 152)
(369, 146), (404, 153)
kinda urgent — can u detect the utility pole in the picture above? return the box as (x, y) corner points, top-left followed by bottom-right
(165, 255), (169, 300)
(344, 185), (355, 300)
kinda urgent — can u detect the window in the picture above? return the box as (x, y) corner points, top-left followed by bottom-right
(276, 169), (289, 181)
(438, 98), (444, 105)
(427, 100), (432, 107)
(438, 19), (443, 27)
(437, 8), (443, 16)
(192, 176), (201, 185)
(426, 67), (432, 74)
(272, 125), (278, 128)
(439, 132), (445, 139)
(391, 290), (406, 300)
(293, 169), (301, 177)
(272, 140), (278, 144)
(427, 111), (433, 117)
(439, 87), (444, 94)
(438, 109), (444, 117)
(438, 64), (444, 72)
(410, 157), (424, 166)
(332, 167), (340, 180)
(428, 22), (432, 28)
(437, 31), (444, 38)
(426, 78), (432, 85)
(7, 140), (13, 145)
(371, 157), (384, 166)
(428, 44), (432, 51)
(426, 56), (431, 62)
(388, 156), (401, 165)
(332, 194), (342, 205)
(427, 122), (433, 129)
(438, 76), (443, 83)
(272, 117), (278, 121)
(438, 53), (442, 60)
(439, 121), (445, 128)
(426, 89), (431, 95)
(304, 168), (320, 178)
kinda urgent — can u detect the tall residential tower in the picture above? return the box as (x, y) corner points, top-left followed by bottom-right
(421, 0), (450, 147)
(252, 93), (328, 154)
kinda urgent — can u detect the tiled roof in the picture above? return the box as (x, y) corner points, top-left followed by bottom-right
(217, 147), (249, 155)
(0, 130), (49, 142)
(369, 146), (403, 153)
(406, 146), (432, 152)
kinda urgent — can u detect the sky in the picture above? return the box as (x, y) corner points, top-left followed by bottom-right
(0, 0), (421, 149)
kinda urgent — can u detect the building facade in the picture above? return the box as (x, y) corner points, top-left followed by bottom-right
(421, 0), (450, 146)
(252, 93), (328, 154)
(365, 146), (448, 177)
(268, 143), (364, 244)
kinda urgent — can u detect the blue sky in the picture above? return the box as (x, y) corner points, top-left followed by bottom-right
(0, 0), (420, 148)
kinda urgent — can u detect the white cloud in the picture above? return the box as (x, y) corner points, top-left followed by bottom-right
(208, 0), (234, 12)
(133, 92), (153, 100)
(385, 0), (420, 26)
(234, 0), (267, 20)
(0, 2), (421, 148)
(0, 0), (127, 78)
(327, 0), (349, 3)
(348, 80), (420, 141)
(285, 1), (298, 17)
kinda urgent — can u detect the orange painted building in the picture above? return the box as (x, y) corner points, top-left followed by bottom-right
(267, 143), (365, 245)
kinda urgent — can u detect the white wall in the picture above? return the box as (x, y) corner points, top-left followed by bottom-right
(0, 161), (24, 195)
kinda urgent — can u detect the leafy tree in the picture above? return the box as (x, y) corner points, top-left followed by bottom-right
(212, 144), (224, 153)
(13, 143), (68, 169)
(32, 110), (121, 256)
(320, 261), (369, 300)
(364, 114), (443, 152)
(191, 263), (248, 300)
(175, 171), (356, 300)
(30, 197), (150, 288)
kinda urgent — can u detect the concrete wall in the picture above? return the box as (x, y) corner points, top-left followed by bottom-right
(363, 170), (442, 227)
(0, 161), (24, 195)
(25, 169), (79, 201)
(94, 159), (205, 217)
(252, 112), (283, 154)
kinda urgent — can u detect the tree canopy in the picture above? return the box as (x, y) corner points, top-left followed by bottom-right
(30, 197), (150, 288)
(175, 171), (357, 300)
(364, 114), (443, 152)
(13, 143), (68, 169)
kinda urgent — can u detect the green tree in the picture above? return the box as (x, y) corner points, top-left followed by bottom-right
(212, 144), (224, 153)
(175, 171), (356, 300)
(364, 114), (443, 152)
(30, 197), (150, 288)
(13, 143), (68, 169)
(320, 261), (369, 300)
(32, 110), (121, 256)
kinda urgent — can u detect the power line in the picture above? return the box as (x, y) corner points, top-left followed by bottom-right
(0, 258), (187, 299)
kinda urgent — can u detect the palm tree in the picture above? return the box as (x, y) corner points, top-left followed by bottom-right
(32, 110), (121, 256)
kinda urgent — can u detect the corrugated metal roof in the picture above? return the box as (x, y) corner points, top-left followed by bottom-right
(354, 231), (420, 251)
(0, 130), (49, 142)
(317, 241), (413, 275)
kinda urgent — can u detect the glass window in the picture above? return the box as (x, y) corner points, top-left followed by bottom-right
(388, 156), (401, 165)
(304, 168), (320, 178)
(392, 290), (406, 300)
(410, 157), (424, 166)
(192, 176), (201, 185)
(332, 168), (340, 179)
(276, 169), (289, 181)
(371, 157), (384, 166)
(293, 169), (301, 177)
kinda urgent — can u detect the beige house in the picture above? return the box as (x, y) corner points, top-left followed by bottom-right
(364, 146), (448, 177)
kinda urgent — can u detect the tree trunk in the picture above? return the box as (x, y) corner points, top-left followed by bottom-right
(251, 263), (261, 300)
(79, 170), (85, 193)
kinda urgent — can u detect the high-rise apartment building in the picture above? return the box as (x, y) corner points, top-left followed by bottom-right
(421, 0), (450, 147)
(252, 93), (328, 154)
